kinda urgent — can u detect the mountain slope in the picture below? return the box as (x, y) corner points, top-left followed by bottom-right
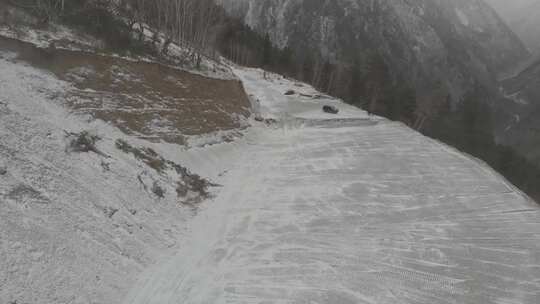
(0, 53), (195, 304)
(0, 28), (248, 304)
(485, 0), (540, 56)
(495, 59), (540, 164)
(218, 0), (529, 106)
(123, 67), (540, 304)
(2, 44), (539, 303)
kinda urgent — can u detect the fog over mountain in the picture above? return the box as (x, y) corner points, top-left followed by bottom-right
(216, 0), (540, 199)
(217, 0), (529, 119)
(485, 0), (540, 56)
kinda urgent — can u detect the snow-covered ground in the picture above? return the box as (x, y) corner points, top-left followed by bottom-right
(1, 28), (539, 302)
(122, 68), (540, 304)
(0, 50), (226, 304)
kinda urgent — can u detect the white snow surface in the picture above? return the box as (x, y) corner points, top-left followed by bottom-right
(122, 68), (540, 304)
(0, 3), (532, 303)
(455, 8), (470, 27)
(0, 52), (223, 304)
(1, 45), (539, 303)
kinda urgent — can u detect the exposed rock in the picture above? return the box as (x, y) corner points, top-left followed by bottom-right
(103, 207), (119, 218)
(116, 139), (167, 173)
(284, 90), (295, 96)
(254, 116), (277, 125)
(323, 105), (339, 114)
(7, 184), (50, 205)
(100, 161), (110, 172)
(264, 118), (277, 125)
(152, 182), (165, 199)
(65, 130), (108, 157)
(486, 0), (540, 56)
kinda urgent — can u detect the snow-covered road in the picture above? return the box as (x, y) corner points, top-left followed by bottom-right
(123, 68), (540, 303)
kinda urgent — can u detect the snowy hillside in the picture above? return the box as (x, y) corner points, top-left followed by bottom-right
(1, 19), (539, 304)
(122, 68), (540, 303)
(0, 40), (245, 302)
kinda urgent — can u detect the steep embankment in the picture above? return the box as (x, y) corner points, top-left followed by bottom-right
(1, 3), (539, 303)
(1, 35), (539, 304)
(123, 67), (540, 304)
(0, 35), (250, 303)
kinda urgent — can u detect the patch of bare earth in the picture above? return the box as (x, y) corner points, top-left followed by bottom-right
(0, 37), (251, 144)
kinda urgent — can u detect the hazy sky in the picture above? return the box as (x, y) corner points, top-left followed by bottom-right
(485, 0), (540, 20)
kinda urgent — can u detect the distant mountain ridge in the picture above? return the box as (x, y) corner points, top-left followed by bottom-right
(218, 0), (529, 107)
(495, 58), (540, 165)
(483, 0), (540, 165)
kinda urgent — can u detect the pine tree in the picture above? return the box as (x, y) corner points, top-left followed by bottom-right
(262, 33), (273, 67)
(364, 52), (390, 114)
(349, 59), (363, 107)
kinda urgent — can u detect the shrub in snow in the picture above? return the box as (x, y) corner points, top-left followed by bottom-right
(100, 160), (110, 172)
(176, 181), (189, 198)
(171, 163), (214, 201)
(65, 130), (108, 156)
(103, 206), (119, 218)
(68, 131), (99, 152)
(116, 139), (216, 204)
(264, 118), (277, 125)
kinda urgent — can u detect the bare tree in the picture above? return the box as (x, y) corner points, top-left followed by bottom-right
(121, 0), (222, 60)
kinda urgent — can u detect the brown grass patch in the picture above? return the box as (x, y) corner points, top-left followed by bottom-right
(1, 36), (250, 144)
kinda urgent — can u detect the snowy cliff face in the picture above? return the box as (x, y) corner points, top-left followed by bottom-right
(2, 28), (539, 304)
(218, 0), (529, 102)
